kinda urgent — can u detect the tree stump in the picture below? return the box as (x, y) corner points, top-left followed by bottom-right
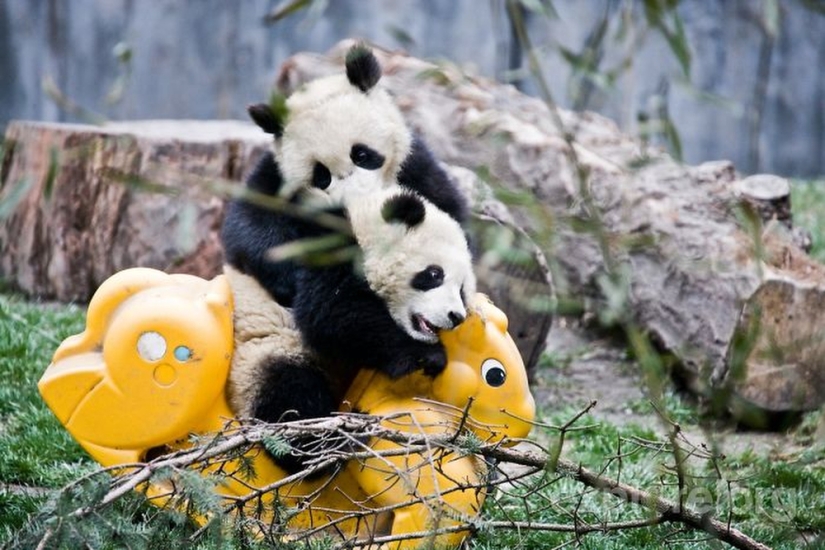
(274, 42), (825, 423)
(0, 120), (269, 302)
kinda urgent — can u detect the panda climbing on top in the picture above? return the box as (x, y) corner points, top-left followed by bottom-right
(221, 43), (471, 379)
(225, 189), (475, 472)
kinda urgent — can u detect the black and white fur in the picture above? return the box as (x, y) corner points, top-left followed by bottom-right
(226, 191), (475, 473)
(221, 44), (469, 377)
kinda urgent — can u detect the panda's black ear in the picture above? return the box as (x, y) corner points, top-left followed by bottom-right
(247, 94), (288, 137)
(382, 192), (426, 228)
(345, 43), (381, 93)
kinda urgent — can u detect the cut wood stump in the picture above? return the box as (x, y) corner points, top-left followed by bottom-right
(0, 120), (269, 302)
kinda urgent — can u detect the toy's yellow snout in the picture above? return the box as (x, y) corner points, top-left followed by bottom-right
(434, 295), (536, 442)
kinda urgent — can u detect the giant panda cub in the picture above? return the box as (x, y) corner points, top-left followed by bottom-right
(226, 189), (475, 472)
(222, 43), (470, 378)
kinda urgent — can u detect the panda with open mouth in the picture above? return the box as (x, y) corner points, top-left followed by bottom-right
(222, 43), (471, 378)
(225, 189), (475, 473)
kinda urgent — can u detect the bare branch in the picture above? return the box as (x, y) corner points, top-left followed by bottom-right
(37, 414), (772, 550)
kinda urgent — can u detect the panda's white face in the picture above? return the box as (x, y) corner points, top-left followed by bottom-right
(275, 74), (412, 206)
(350, 191), (476, 343)
(389, 258), (476, 344)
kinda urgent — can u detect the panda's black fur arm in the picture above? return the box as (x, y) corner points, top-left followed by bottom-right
(251, 357), (338, 424)
(293, 264), (447, 378)
(221, 152), (349, 307)
(222, 152), (297, 305)
(398, 135), (469, 225)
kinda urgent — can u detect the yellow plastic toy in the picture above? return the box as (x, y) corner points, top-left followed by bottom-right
(39, 267), (536, 548)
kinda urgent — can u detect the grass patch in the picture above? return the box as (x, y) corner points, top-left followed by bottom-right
(0, 295), (91, 543)
(1, 294), (822, 548)
(791, 179), (825, 263)
(475, 405), (825, 549)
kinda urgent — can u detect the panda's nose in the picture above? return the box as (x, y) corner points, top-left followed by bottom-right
(448, 311), (466, 328)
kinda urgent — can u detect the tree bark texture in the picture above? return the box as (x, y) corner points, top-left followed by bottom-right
(0, 120), (269, 302)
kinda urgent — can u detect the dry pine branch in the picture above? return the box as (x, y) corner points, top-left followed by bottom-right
(34, 412), (773, 550)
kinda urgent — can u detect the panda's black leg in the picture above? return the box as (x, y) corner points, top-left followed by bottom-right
(251, 357), (339, 476)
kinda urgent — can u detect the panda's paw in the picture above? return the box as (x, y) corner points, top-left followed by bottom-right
(416, 345), (448, 377)
(381, 343), (446, 379)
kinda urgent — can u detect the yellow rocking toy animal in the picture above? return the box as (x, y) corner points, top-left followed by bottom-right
(39, 267), (535, 549)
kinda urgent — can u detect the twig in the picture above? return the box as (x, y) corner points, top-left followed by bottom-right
(483, 446), (773, 550)
(38, 414), (773, 550)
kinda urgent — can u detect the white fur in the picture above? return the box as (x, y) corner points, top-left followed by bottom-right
(224, 265), (307, 418)
(347, 190), (477, 343)
(276, 74), (412, 204)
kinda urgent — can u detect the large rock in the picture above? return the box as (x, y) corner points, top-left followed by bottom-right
(274, 42), (825, 423)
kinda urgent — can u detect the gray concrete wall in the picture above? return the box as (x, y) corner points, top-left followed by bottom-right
(1, 0), (823, 177)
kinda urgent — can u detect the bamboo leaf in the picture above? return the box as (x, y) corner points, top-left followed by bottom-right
(265, 233), (357, 266)
(262, 0), (312, 23)
(516, 0), (558, 18)
(387, 25), (416, 50)
(762, 0), (781, 38)
(43, 147), (59, 201)
(663, 116), (683, 162)
(0, 178), (33, 219)
(263, 0), (328, 25)
(669, 10), (692, 77)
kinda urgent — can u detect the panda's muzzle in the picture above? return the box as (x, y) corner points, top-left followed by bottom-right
(412, 310), (466, 340)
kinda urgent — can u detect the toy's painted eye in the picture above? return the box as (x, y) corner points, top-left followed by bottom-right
(312, 162), (331, 189)
(350, 143), (385, 170)
(137, 332), (166, 362)
(411, 265), (444, 291)
(481, 358), (506, 387)
(174, 346), (192, 362)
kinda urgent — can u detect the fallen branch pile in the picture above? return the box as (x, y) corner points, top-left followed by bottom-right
(19, 409), (773, 550)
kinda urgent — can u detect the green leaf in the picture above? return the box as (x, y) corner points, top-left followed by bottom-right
(265, 233), (357, 266)
(268, 91), (290, 128)
(262, 0), (312, 23)
(0, 178), (34, 220)
(662, 116), (683, 161)
(668, 10), (692, 78)
(263, 0), (329, 25)
(516, 0), (558, 18)
(762, 0), (781, 38)
(386, 25), (416, 50)
(42, 147), (59, 201)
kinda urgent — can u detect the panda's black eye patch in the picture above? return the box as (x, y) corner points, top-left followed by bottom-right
(312, 162), (331, 189)
(350, 144), (385, 170)
(411, 265), (444, 291)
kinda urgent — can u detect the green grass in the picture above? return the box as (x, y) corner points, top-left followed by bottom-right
(1, 294), (823, 549)
(791, 179), (825, 263)
(0, 295), (91, 543)
(473, 404), (825, 549)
